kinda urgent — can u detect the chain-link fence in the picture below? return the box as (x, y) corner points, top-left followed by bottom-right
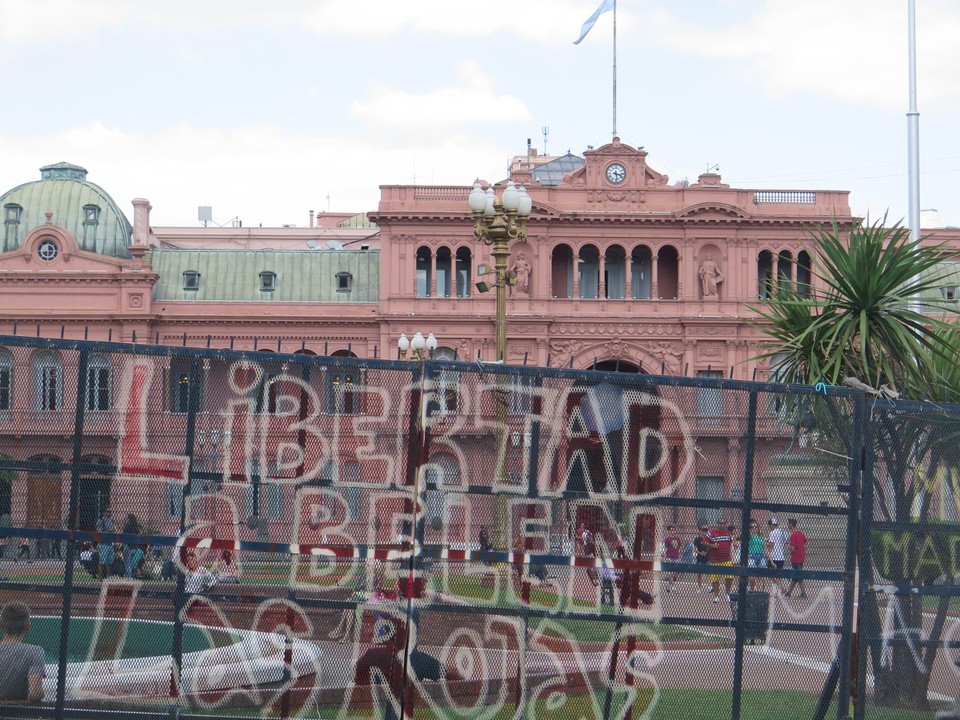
(0, 335), (955, 719)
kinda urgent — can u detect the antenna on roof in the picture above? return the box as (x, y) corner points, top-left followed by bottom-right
(198, 206), (213, 227)
(542, 126), (550, 156)
(306, 240), (321, 250)
(327, 240), (344, 250)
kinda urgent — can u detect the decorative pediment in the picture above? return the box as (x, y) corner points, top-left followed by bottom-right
(568, 137), (669, 190)
(0, 219), (131, 272)
(676, 203), (750, 220)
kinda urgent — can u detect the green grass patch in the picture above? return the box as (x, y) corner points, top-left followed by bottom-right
(183, 688), (945, 719)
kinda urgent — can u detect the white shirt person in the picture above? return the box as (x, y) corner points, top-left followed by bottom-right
(183, 552), (217, 594)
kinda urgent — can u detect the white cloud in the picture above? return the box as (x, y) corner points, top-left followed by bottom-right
(644, 0), (960, 110)
(349, 61), (531, 137)
(0, 121), (513, 227)
(0, 0), (605, 48)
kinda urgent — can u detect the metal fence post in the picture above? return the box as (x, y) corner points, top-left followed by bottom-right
(730, 389), (758, 720)
(54, 348), (89, 720)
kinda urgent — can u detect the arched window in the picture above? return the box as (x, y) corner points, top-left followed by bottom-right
(435, 247), (452, 298)
(551, 245), (574, 298)
(170, 358), (203, 413)
(416, 247), (432, 297)
(428, 348), (459, 415)
(86, 354), (112, 411)
(605, 245), (626, 299)
(342, 460), (362, 519)
(423, 452), (460, 524)
(328, 351), (361, 414)
(777, 251), (793, 294)
(578, 245), (600, 299)
(797, 251), (812, 298)
(33, 351), (62, 411)
(0, 349), (12, 411)
(26, 453), (62, 530)
(254, 351), (283, 414)
(455, 247), (472, 297)
(657, 246), (679, 299)
(631, 246), (652, 299)
(79, 454), (113, 529)
(758, 251), (774, 299)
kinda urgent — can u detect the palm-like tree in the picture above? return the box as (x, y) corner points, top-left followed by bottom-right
(752, 218), (959, 392)
(751, 218), (960, 710)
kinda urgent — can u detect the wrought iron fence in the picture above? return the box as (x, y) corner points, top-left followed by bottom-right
(0, 335), (954, 719)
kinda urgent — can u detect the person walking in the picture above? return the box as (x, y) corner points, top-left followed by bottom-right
(784, 518), (808, 598)
(747, 520), (767, 591)
(693, 525), (710, 591)
(14, 538), (30, 564)
(661, 525), (682, 593)
(705, 521), (733, 603)
(121, 513), (142, 578)
(766, 518), (787, 594)
(95, 509), (115, 579)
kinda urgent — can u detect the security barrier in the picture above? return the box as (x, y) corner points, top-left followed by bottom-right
(0, 335), (955, 719)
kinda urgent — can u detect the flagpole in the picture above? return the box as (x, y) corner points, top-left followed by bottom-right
(907, 0), (920, 245)
(612, 0), (618, 138)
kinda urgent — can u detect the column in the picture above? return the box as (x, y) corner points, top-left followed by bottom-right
(651, 255), (659, 300)
(625, 254), (633, 299)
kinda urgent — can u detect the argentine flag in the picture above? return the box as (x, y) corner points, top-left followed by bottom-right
(573, 0), (614, 45)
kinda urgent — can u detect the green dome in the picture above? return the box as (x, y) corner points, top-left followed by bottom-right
(0, 162), (132, 258)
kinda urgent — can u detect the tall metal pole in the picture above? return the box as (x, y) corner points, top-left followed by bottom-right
(612, 0), (618, 139)
(907, 0), (920, 245)
(493, 237), (509, 363)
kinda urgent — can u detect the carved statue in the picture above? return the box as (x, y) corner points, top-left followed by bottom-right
(549, 340), (579, 368)
(510, 252), (531, 297)
(698, 254), (723, 299)
(649, 342), (683, 375)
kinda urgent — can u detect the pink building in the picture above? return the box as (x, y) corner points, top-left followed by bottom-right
(1, 142), (958, 532)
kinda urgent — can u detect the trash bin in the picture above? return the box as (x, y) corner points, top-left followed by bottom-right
(729, 590), (769, 644)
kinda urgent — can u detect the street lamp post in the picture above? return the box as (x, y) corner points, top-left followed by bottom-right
(469, 181), (532, 362)
(397, 331), (438, 361)
(469, 182), (531, 553)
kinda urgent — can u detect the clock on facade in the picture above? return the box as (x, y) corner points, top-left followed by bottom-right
(605, 163), (626, 185)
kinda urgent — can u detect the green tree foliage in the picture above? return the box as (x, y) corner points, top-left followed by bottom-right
(750, 218), (960, 710)
(751, 218), (960, 397)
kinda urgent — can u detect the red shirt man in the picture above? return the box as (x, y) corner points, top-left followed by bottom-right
(785, 518), (808, 598)
(706, 525), (732, 564)
(789, 524), (807, 564)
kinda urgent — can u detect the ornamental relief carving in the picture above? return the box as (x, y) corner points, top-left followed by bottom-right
(585, 190), (645, 204)
(552, 323), (683, 336)
(548, 339), (581, 368)
(604, 340), (631, 357)
(508, 344), (536, 360)
(647, 342), (683, 375)
(699, 346), (723, 359)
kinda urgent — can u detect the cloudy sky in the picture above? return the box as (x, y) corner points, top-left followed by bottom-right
(0, 0), (957, 228)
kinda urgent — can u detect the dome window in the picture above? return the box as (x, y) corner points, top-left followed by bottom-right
(259, 271), (277, 292)
(4, 204), (21, 224)
(335, 271), (353, 293)
(182, 270), (201, 291)
(37, 239), (59, 261)
(83, 204), (101, 225)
